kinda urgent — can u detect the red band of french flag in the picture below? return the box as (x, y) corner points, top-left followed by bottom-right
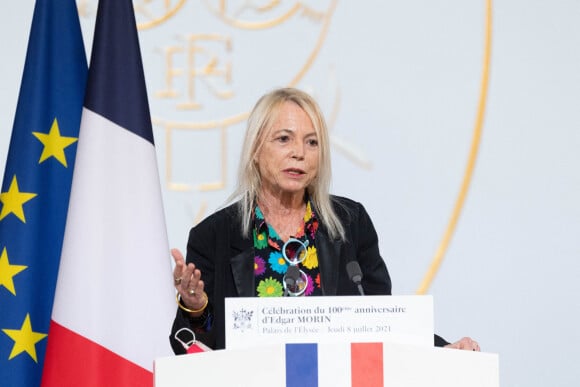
(42, 322), (152, 386)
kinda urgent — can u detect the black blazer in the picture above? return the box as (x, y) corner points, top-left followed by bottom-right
(170, 196), (446, 352)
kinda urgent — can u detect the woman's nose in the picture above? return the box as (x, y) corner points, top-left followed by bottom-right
(291, 143), (305, 159)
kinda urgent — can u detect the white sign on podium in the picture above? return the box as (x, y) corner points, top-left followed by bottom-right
(224, 295), (434, 349)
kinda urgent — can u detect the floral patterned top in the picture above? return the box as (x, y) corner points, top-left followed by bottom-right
(253, 201), (322, 297)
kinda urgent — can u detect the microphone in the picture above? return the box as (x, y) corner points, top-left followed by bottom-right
(284, 265), (301, 296)
(346, 261), (365, 296)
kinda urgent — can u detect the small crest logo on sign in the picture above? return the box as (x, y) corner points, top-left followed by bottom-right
(232, 308), (254, 332)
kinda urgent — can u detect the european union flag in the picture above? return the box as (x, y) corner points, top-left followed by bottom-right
(0, 0), (87, 385)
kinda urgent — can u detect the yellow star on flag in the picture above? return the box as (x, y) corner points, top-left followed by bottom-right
(2, 314), (47, 362)
(0, 247), (27, 295)
(0, 176), (37, 223)
(32, 117), (78, 167)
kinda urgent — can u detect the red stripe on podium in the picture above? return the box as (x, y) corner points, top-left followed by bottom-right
(351, 342), (383, 387)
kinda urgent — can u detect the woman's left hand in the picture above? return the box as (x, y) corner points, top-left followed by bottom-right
(444, 337), (480, 351)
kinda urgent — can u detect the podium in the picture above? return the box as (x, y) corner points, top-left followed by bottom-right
(155, 296), (499, 386)
(154, 341), (499, 387)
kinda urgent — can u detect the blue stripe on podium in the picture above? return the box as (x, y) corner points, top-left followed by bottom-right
(286, 343), (318, 387)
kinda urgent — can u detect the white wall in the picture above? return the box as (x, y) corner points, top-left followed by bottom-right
(1, 1), (579, 386)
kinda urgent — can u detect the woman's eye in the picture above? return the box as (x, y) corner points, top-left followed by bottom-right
(277, 135), (290, 143)
(307, 139), (318, 146)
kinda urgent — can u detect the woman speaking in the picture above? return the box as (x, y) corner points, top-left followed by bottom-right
(169, 87), (478, 353)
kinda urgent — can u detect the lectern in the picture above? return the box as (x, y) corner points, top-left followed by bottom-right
(156, 295), (499, 386)
(154, 341), (499, 387)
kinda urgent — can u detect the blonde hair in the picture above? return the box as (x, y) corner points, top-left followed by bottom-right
(229, 87), (345, 241)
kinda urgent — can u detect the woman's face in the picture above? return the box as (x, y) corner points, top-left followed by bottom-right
(255, 101), (319, 199)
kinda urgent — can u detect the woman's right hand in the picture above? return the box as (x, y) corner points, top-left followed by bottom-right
(172, 248), (207, 316)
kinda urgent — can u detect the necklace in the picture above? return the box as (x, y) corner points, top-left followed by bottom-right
(259, 202), (305, 242)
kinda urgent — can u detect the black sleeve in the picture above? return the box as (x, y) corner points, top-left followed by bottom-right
(169, 219), (218, 354)
(352, 201), (392, 295)
(434, 334), (450, 347)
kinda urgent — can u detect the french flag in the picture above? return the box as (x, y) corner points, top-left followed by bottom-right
(41, 0), (175, 386)
(286, 342), (384, 387)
